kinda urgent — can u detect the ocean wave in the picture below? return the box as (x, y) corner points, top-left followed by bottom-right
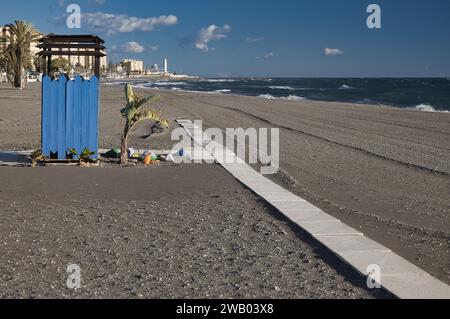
(204, 79), (236, 83)
(339, 84), (355, 90)
(152, 81), (188, 86)
(258, 94), (306, 101)
(410, 104), (449, 113)
(268, 86), (295, 90)
(215, 89), (232, 93)
(132, 83), (159, 90)
(259, 94), (277, 100)
(169, 87), (221, 95)
(284, 95), (305, 101)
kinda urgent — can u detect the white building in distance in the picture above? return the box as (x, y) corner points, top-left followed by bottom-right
(121, 59), (144, 75)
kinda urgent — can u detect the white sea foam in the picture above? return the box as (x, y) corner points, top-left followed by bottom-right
(132, 83), (159, 90)
(411, 104), (449, 113)
(268, 86), (295, 90)
(259, 94), (277, 100)
(204, 79), (236, 83)
(258, 94), (306, 101)
(339, 84), (355, 90)
(284, 95), (305, 101)
(152, 81), (188, 86)
(215, 89), (232, 93)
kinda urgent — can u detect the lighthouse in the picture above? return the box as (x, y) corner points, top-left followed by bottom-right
(164, 58), (168, 74)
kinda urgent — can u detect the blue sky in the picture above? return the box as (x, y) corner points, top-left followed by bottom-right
(1, 0), (450, 77)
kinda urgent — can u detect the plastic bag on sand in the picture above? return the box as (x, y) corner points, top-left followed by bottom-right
(128, 148), (141, 159)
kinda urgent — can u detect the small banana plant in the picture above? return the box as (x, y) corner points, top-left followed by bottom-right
(68, 147), (96, 165)
(30, 149), (45, 166)
(120, 84), (169, 164)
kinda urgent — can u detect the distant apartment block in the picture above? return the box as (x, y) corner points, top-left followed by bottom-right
(58, 48), (108, 70)
(121, 59), (145, 75)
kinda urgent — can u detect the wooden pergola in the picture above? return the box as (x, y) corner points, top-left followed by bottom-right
(37, 34), (106, 78)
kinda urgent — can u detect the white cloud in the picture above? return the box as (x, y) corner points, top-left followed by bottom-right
(195, 24), (232, 52)
(324, 48), (343, 56)
(245, 36), (264, 43)
(80, 12), (178, 35)
(87, 0), (106, 5)
(255, 52), (278, 60)
(149, 45), (160, 52)
(264, 52), (277, 59)
(121, 41), (145, 53)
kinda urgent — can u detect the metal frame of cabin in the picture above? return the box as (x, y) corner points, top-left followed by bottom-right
(37, 34), (106, 78)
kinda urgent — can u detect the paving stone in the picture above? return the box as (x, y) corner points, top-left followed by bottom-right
(302, 221), (363, 236)
(338, 250), (427, 276)
(315, 235), (391, 253)
(380, 273), (450, 299)
(269, 200), (311, 211)
(284, 209), (339, 223)
(266, 194), (309, 203)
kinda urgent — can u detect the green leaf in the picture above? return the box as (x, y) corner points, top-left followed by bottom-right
(125, 84), (135, 104)
(68, 148), (78, 156)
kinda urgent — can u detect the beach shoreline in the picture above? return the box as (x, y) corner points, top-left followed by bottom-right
(103, 77), (450, 113)
(1, 82), (449, 286)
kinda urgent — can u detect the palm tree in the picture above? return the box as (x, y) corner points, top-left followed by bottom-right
(0, 35), (7, 74)
(3, 21), (41, 89)
(120, 84), (169, 164)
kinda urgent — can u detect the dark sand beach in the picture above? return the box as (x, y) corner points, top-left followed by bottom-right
(0, 81), (449, 296)
(0, 165), (389, 298)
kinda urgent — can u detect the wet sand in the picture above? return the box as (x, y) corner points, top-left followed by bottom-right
(0, 81), (449, 287)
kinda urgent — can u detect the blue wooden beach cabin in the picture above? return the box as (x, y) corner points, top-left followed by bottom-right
(37, 35), (105, 160)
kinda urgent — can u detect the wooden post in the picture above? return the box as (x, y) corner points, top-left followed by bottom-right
(94, 39), (100, 78)
(94, 56), (100, 78)
(47, 55), (52, 76)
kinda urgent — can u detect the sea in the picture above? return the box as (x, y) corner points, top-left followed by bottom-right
(112, 78), (450, 112)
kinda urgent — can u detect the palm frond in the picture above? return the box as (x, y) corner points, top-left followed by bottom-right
(125, 84), (135, 104)
(121, 95), (162, 122)
(129, 108), (169, 130)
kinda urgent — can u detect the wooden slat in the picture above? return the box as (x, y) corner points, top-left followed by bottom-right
(57, 76), (67, 159)
(66, 79), (74, 151)
(37, 51), (106, 57)
(39, 35), (105, 44)
(73, 76), (83, 156)
(88, 76), (99, 159)
(37, 43), (106, 50)
(41, 76), (51, 157)
(50, 78), (58, 155)
(81, 79), (90, 152)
